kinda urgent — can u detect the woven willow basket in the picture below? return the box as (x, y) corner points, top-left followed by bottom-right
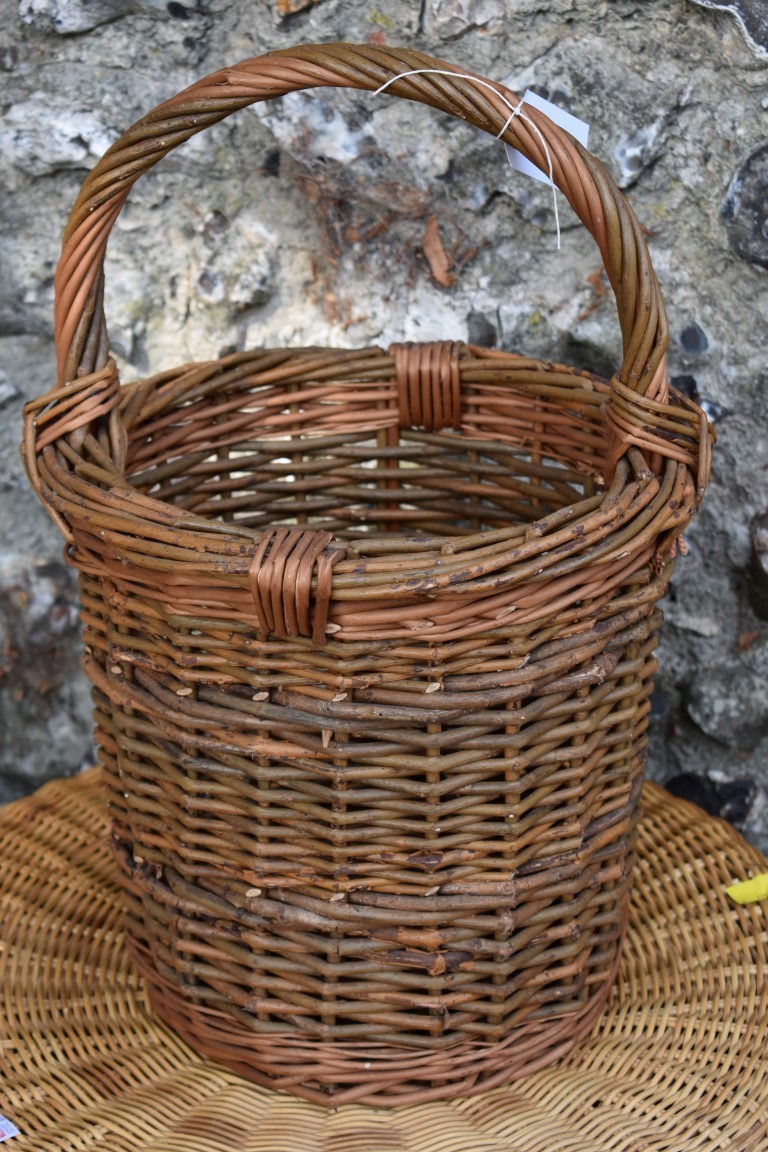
(23, 44), (713, 1108)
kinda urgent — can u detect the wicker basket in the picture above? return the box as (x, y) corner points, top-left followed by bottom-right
(23, 43), (713, 1108)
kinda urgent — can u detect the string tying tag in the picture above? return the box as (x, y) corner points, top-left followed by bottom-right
(373, 68), (562, 249)
(505, 88), (590, 185)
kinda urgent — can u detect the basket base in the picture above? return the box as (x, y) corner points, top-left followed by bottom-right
(131, 938), (622, 1108)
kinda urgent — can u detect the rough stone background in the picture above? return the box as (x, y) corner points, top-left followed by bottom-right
(1, 0), (767, 847)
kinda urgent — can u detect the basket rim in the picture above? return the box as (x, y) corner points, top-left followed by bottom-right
(24, 341), (700, 643)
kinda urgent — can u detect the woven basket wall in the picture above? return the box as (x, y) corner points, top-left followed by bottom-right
(22, 43), (714, 1108)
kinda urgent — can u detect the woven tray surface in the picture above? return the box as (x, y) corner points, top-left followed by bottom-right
(1, 770), (766, 1151)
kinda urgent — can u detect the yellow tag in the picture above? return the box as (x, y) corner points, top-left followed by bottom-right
(726, 873), (768, 904)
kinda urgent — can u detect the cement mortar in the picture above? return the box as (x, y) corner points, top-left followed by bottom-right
(1, 0), (767, 850)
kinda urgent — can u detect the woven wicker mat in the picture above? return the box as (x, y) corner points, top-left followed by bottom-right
(1, 770), (767, 1152)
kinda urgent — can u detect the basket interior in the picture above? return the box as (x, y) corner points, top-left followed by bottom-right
(122, 349), (612, 539)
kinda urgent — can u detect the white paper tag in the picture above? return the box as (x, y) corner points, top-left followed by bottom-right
(505, 89), (590, 186)
(0, 1116), (19, 1143)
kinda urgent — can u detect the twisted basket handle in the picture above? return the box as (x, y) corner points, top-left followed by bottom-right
(52, 44), (677, 452)
(23, 42), (715, 645)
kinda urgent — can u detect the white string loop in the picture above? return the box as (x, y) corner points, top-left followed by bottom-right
(373, 68), (561, 249)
